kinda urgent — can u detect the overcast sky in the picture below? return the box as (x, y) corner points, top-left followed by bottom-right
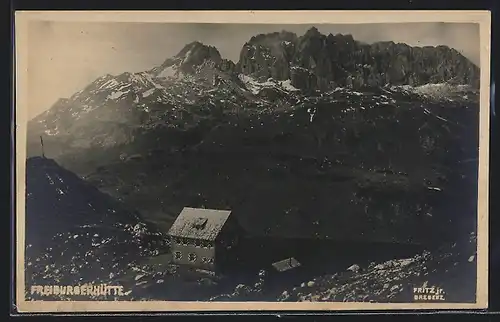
(27, 21), (480, 119)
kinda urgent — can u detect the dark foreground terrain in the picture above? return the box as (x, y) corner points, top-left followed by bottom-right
(24, 157), (167, 300)
(24, 156), (477, 302)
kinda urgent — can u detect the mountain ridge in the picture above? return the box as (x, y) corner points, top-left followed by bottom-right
(31, 27), (479, 120)
(155, 27), (479, 76)
(27, 27), (479, 154)
(235, 27), (479, 91)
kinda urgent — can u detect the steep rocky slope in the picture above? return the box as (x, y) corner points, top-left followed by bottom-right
(209, 231), (477, 303)
(279, 232), (477, 303)
(24, 157), (168, 300)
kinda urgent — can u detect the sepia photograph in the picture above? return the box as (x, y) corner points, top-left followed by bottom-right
(14, 11), (491, 312)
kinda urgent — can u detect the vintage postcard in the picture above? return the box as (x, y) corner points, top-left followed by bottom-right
(14, 10), (491, 312)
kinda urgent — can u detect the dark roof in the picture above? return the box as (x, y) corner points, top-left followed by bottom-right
(167, 207), (232, 241)
(271, 257), (301, 272)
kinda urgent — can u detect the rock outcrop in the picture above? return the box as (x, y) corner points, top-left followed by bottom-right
(236, 27), (480, 91)
(151, 41), (237, 77)
(237, 30), (298, 81)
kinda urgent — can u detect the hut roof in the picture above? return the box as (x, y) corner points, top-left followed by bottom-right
(272, 257), (301, 272)
(167, 207), (232, 241)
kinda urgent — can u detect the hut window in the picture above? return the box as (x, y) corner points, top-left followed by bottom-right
(188, 253), (197, 262)
(174, 251), (182, 260)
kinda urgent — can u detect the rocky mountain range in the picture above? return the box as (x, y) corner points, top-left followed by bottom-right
(27, 27), (479, 160)
(26, 27), (480, 247)
(23, 156), (478, 302)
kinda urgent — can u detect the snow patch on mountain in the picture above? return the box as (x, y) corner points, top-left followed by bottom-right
(117, 84), (132, 91)
(44, 127), (60, 136)
(238, 74), (300, 95)
(280, 79), (300, 92)
(129, 73), (153, 87)
(142, 88), (156, 98)
(181, 48), (194, 64)
(99, 79), (120, 90)
(108, 90), (130, 100)
(390, 83), (474, 101)
(157, 65), (179, 79)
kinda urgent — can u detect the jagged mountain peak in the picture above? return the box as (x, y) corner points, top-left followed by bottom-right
(248, 30), (298, 46)
(175, 41), (222, 61)
(304, 26), (322, 37)
(176, 40), (204, 54)
(150, 41), (225, 78)
(325, 33), (355, 43)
